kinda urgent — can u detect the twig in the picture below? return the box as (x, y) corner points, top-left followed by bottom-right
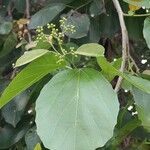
(123, 13), (150, 17)
(25, 0), (30, 19)
(112, 0), (129, 92)
(25, 0), (32, 43)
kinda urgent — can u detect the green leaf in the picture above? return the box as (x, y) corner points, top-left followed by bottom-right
(35, 68), (119, 150)
(97, 57), (121, 76)
(0, 33), (18, 57)
(143, 17), (150, 49)
(123, 0), (150, 8)
(132, 88), (150, 131)
(0, 52), (66, 108)
(15, 49), (49, 67)
(123, 74), (150, 94)
(97, 56), (150, 93)
(29, 3), (65, 29)
(61, 11), (90, 39)
(75, 43), (105, 57)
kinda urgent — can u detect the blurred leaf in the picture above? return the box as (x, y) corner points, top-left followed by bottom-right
(29, 3), (65, 29)
(0, 21), (12, 35)
(0, 33), (18, 57)
(132, 87), (150, 131)
(25, 127), (41, 150)
(124, 0), (150, 8)
(0, 52), (66, 108)
(46, 0), (75, 4)
(15, 49), (49, 67)
(36, 68), (119, 150)
(143, 17), (150, 49)
(89, 0), (106, 17)
(14, 0), (26, 13)
(75, 43), (105, 57)
(62, 11), (90, 39)
(99, 1), (120, 37)
(129, 0), (141, 11)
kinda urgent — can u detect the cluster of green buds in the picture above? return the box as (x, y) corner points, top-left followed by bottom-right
(35, 18), (76, 65)
(60, 17), (76, 34)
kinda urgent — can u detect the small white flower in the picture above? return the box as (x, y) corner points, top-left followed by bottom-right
(132, 111), (138, 116)
(127, 105), (133, 111)
(141, 59), (147, 64)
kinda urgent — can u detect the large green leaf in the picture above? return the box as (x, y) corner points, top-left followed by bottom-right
(29, 3), (65, 29)
(123, 0), (150, 8)
(143, 17), (150, 49)
(75, 43), (105, 57)
(0, 52), (66, 108)
(35, 68), (119, 150)
(132, 88), (150, 131)
(15, 49), (49, 67)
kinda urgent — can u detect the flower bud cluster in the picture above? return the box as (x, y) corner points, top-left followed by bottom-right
(60, 17), (76, 34)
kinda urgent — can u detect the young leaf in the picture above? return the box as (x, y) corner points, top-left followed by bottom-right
(35, 68), (119, 150)
(0, 52), (66, 108)
(29, 3), (65, 29)
(15, 49), (49, 67)
(143, 17), (150, 49)
(75, 43), (105, 57)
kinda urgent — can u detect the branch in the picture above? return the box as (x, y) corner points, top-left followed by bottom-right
(112, 0), (129, 92)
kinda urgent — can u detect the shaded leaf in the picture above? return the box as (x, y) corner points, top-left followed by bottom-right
(1, 90), (30, 127)
(132, 88), (150, 131)
(29, 3), (65, 29)
(0, 33), (18, 57)
(35, 68), (119, 150)
(25, 127), (41, 150)
(89, 0), (106, 17)
(0, 123), (29, 149)
(0, 21), (12, 35)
